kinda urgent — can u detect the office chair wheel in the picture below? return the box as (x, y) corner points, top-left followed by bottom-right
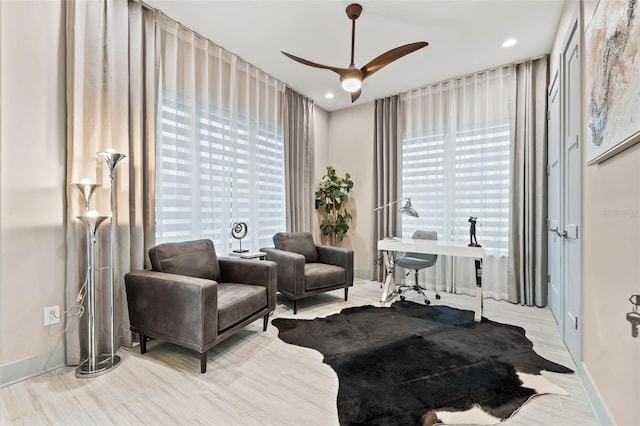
(435, 294), (441, 300)
(424, 299), (431, 305)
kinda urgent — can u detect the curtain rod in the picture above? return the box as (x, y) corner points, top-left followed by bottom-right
(380, 54), (549, 101)
(133, 0), (300, 97)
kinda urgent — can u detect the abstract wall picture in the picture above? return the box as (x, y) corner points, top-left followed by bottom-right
(586, 0), (640, 164)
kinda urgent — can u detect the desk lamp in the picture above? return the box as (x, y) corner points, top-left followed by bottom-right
(374, 197), (418, 240)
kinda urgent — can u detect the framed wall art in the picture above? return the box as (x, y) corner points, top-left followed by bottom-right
(585, 0), (640, 165)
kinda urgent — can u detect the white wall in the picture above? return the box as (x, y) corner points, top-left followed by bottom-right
(325, 102), (375, 278)
(576, 1), (640, 424)
(550, 1), (640, 424)
(312, 105), (330, 242)
(0, 0), (67, 380)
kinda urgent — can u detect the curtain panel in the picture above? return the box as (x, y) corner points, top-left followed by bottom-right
(153, 15), (288, 252)
(283, 87), (315, 233)
(398, 58), (548, 305)
(400, 67), (514, 301)
(508, 57), (549, 306)
(373, 96), (402, 281)
(65, 0), (157, 364)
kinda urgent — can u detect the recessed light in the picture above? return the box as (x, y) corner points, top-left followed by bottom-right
(324, 92), (335, 99)
(502, 38), (517, 48)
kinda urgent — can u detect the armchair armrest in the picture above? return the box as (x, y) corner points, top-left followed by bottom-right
(218, 258), (277, 310)
(124, 270), (218, 350)
(317, 245), (354, 285)
(261, 247), (306, 297)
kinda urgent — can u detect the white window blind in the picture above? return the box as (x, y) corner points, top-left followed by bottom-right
(157, 93), (285, 253)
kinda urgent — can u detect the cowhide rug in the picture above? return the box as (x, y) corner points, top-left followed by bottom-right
(272, 301), (573, 426)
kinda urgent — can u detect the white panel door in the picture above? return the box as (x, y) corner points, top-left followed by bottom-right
(562, 24), (582, 362)
(547, 70), (562, 326)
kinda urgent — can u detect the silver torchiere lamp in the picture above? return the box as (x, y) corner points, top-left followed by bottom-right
(97, 149), (126, 373)
(71, 149), (125, 378)
(75, 210), (110, 377)
(373, 197), (419, 240)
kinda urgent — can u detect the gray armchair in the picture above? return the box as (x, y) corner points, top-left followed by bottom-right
(262, 232), (353, 314)
(124, 239), (277, 373)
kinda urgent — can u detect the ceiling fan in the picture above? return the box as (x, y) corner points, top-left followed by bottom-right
(282, 3), (428, 103)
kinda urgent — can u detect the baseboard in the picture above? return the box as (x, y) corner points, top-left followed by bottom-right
(0, 347), (66, 388)
(578, 362), (616, 425)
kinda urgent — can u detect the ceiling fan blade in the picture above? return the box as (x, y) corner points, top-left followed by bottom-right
(281, 51), (348, 76)
(350, 89), (362, 103)
(361, 42), (429, 80)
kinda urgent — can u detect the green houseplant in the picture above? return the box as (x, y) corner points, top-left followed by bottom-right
(314, 166), (354, 246)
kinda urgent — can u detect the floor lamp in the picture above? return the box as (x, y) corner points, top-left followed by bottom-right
(75, 211), (110, 377)
(98, 149), (126, 373)
(71, 149), (125, 378)
(373, 197), (419, 240)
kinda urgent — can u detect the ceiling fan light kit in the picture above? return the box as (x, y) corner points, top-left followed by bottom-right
(340, 69), (363, 93)
(282, 3), (428, 103)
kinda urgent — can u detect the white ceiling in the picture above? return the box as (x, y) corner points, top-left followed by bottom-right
(145, 0), (565, 112)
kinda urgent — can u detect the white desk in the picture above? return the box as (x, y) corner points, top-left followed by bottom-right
(378, 239), (486, 321)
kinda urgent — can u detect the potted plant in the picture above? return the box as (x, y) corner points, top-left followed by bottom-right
(314, 166), (354, 246)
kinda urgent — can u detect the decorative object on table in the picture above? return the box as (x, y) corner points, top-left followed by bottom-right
(314, 166), (354, 245)
(586, 0), (640, 164)
(273, 301), (573, 426)
(627, 294), (640, 338)
(281, 3), (428, 103)
(373, 197), (418, 240)
(71, 149), (125, 378)
(468, 216), (481, 247)
(231, 222), (249, 253)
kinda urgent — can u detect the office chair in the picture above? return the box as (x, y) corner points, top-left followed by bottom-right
(395, 230), (441, 304)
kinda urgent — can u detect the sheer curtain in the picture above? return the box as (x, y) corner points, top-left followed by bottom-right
(65, 0), (157, 364)
(154, 15), (287, 254)
(283, 87), (315, 233)
(400, 67), (514, 300)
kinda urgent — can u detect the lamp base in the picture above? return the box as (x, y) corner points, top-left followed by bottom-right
(384, 236), (400, 241)
(468, 243), (482, 247)
(233, 249), (249, 253)
(75, 353), (121, 378)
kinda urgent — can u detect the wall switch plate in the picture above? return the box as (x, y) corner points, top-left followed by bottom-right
(44, 305), (61, 326)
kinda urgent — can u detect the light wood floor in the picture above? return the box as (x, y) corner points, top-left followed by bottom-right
(1, 279), (597, 425)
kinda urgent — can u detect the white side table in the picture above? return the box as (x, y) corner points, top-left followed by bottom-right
(230, 251), (267, 260)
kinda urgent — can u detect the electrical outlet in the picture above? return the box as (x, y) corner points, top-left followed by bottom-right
(44, 305), (60, 326)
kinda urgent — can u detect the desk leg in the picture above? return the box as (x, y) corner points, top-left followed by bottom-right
(380, 250), (397, 303)
(474, 258), (483, 322)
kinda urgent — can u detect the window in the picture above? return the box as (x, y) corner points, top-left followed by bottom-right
(156, 93), (286, 253)
(400, 72), (511, 256)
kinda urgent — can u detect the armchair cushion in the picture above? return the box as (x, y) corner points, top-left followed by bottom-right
(305, 263), (345, 290)
(217, 283), (267, 331)
(149, 239), (221, 282)
(273, 232), (318, 263)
